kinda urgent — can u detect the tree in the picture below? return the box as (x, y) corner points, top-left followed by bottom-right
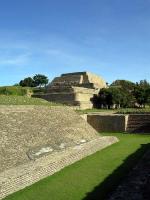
(111, 79), (135, 93)
(110, 79), (137, 107)
(92, 88), (126, 109)
(92, 86), (136, 109)
(138, 79), (150, 90)
(19, 77), (35, 87)
(133, 81), (150, 107)
(33, 74), (49, 87)
(133, 87), (146, 107)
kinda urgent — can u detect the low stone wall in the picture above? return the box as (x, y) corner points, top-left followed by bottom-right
(0, 137), (118, 199)
(126, 114), (150, 133)
(84, 114), (128, 132)
(82, 113), (150, 133)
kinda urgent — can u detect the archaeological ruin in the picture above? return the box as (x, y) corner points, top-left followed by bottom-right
(0, 105), (118, 199)
(33, 71), (107, 109)
(81, 113), (150, 133)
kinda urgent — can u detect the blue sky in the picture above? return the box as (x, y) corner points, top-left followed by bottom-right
(0, 0), (150, 85)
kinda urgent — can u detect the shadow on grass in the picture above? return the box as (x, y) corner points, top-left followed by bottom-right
(83, 143), (150, 200)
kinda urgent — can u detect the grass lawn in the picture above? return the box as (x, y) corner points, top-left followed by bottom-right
(0, 95), (60, 106)
(3, 133), (150, 200)
(77, 107), (150, 114)
(76, 108), (115, 114)
(116, 107), (150, 114)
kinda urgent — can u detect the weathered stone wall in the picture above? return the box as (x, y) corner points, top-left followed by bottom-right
(82, 113), (150, 134)
(35, 71), (107, 109)
(85, 72), (106, 89)
(0, 105), (118, 199)
(51, 74), (83, 86)
(50, 71), (107, 89)
(86, 114), (128, 132)
(33, 87), (97, 109)
(126, 114), (150, 133)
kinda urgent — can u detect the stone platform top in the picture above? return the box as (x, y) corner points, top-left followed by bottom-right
(48, 71), (106, 90)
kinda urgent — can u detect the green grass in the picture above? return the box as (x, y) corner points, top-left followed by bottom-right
(77, 107), (150, 114)
(76, 108), (115, 114)
(116, 107), (150, 114)
(0, 95), (61, 106)
(0, 86), (47, 96)
(4, 133), (150, 200)
(0, 86), (32, 96)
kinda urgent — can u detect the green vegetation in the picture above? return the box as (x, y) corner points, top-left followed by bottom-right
(0, 86), (47, 96)
(77, 107), (150, 114)
(4, 133), (150, 200)
(116, 107), (150, 114)
(19, 74), (49, 87)
(0, 95), (60, 106)
(0, 86), (32, 96)
(76, 108), (115, 114)
(32, 87), (46, 94)
(92, 79), (150, 109)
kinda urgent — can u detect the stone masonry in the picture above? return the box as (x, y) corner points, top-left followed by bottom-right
(33, 72), (107, 109)
(81, 113), (150, 133)
(0, 105), (118, 199)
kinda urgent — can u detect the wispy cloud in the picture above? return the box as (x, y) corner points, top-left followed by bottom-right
(0, 30), (109, 78)
(0, 53), (31, 66)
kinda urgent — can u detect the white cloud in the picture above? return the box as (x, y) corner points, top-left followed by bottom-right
(0, 53), (31, 66)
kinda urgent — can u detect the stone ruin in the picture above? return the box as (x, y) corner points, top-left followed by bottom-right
(0, 105), (118, 199)
(33, 72), (107, 109)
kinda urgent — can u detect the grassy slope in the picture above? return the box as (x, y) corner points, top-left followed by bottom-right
(4, 133), (150, 200)
(0, 95), (60, 106)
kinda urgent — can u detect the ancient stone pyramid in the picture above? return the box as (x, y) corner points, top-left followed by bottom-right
(0, 105), (118, 199)
(33, 72), (107, 109)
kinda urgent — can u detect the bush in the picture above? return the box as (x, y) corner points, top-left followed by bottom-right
(32, 87), (46, 94)
(0, 86), (32, 96)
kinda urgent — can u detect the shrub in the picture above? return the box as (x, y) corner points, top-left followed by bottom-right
(0, 86), (32, 96)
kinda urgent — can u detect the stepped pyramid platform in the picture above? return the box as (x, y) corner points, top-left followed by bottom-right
(0, 105), (118, 199)
(33, 72), (107, 109)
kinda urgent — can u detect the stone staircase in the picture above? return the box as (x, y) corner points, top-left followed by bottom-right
(126, 114), (150, 133)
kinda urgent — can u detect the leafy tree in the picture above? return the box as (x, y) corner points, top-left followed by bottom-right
(92, 88), (126, 109)
(19, 74), (49, 88)
(133, 80), (150, 107)
(92, 79), (150, 109)
(92, 86), (136, 109)
(19, 77), (35, 87)
(138, 79), (150, 89)
(33, 74), (49, 87)
(111, 79), (135, 93)
(146, 88), (150, 106)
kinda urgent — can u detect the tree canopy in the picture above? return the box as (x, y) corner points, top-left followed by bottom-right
(33, 74), (49, 87)
(92, 79), (150, 109)
(19, 74), (49, 88)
